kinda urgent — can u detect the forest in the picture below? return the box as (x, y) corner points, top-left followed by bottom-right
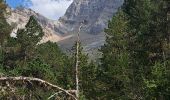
(0, 0), (170, 99)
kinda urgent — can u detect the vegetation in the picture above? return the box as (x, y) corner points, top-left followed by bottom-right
(0, 0), (11, 45)
(0, 0), (169, 99)
(98, 0), (170, 99)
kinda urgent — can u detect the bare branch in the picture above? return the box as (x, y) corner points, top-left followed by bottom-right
(48, 91), (63, 100)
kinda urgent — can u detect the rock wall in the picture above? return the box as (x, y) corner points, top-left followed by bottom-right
(57, 0), (124, 34)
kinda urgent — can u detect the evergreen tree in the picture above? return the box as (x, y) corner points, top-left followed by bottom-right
(99, 11), (132, 99)
(123, 0), (170, 99)
(16, 15), (44, 61)
(3, 16), (44, 68)
(81, 61), (98, 99)
(99, 0), (170, 99)
(0, 0), (11, 67)
(0, 0), (11, 45)
(36, 41), (72, 88)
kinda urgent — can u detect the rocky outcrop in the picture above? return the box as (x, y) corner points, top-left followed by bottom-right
(57, 0), (124, 34)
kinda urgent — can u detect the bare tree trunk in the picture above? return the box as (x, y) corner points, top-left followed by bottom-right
(75, 24), (81, 99)
(75, 22), (84, 99)
(75, 41), (79, 99)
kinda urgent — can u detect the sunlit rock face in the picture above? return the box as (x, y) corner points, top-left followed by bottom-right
(57, 0), (124, 34)
(6, 7), (63, 43)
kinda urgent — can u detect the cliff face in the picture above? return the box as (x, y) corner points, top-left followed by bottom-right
(7, 7), (64, 43)
(57, 0), (124, 34)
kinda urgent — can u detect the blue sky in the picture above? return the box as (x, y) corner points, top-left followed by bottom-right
(6, 0), (73, 20)
(6, 0), (22, 8)
(6, 0), (31, 8)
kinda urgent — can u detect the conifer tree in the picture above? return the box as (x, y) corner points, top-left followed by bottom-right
(123, 1), (170, 99)
(100, 0), (170, 99)
(99, 11), (131, 99)
(0, 0), (11, 45)
(16, 15), (44, 64)
(3, 16), (44, 68)
(0, 0), (11, 68)
(36, 41), (72, 88)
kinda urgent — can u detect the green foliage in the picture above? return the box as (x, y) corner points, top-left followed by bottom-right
(36, 41), (73, 88)
(0, 0), (169, 99)
(2, 16), (44, 69)
(98, 10), (131, 99)
(99, 0), (170, 99)
(36, 41), (69, 69)
(143, 61), (170, 99)
(0, 0), (11, 44)
(80, 61), (98, 99)
(16, 16), (44, 61)
(17, 16), (44, 47)
(0, 15), (72, 99)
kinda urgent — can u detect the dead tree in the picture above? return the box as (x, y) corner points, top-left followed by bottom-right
(75, 23), (83, 99)
(75, 21), (87, 99)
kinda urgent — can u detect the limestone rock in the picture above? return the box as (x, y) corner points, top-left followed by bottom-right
(57, 0), (124, 34)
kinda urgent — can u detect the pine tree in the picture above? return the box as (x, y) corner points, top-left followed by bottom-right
(123, 1), (170, 98)
(99, 10), (131, 99)
(16, 15), (44, 64)
(36, 41), (72, 88)
(123, 0), (169, 71)
(3, 16), (44, 68)
(80, 61), (97, 99)
(0, 0), (11, 70)
(0, 0), (11, 45)
(99, 0), (170, 99)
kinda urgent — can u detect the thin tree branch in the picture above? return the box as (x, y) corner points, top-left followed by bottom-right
(48, 91), (63, 100)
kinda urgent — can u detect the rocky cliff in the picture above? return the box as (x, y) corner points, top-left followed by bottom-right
(56, 0), (124, 34)
(55, 0), (124, 55)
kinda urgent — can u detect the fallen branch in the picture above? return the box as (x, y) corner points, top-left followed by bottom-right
(0, 76), (77, 100)
(48, 91), (63, 100)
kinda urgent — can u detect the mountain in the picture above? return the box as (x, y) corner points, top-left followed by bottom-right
(56, 0), (124, 34)
(56, 0), (124, 54)
(7, 0), (124, 55)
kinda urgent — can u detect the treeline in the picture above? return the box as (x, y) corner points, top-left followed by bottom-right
(0, 0), (170, 100)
